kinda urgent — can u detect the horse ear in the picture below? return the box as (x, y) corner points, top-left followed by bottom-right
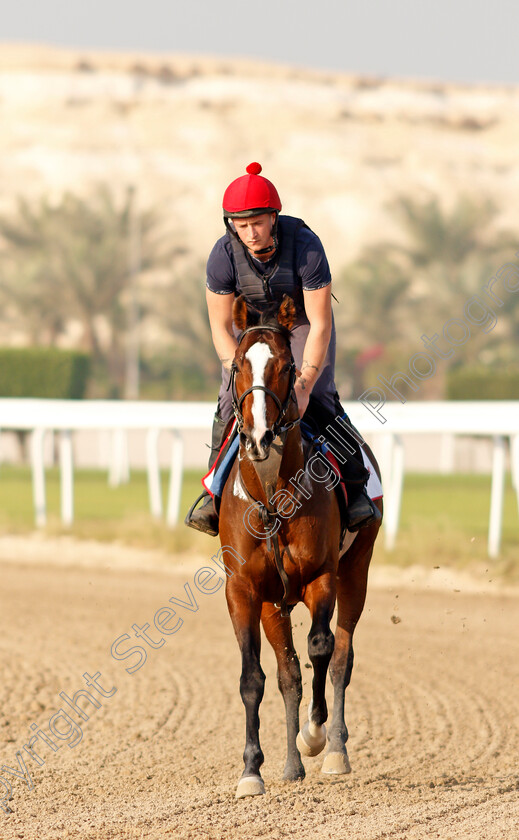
(277, 295), (296, 331)
(233, 295), (261, 330)
(232, 295), (249, 331)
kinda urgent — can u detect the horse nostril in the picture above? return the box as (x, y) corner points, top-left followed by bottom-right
(261, 430), (274, 449)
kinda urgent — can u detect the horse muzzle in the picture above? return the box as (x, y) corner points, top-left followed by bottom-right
(240, 429), (274, 461)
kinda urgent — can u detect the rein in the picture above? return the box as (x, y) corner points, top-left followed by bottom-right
(236, 470), (292, 618)
(230, 323), (299, 617)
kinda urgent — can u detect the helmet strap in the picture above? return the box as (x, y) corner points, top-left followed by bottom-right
(224, 217), (237, 238)
(224, 213), (279, 257)
(251, 236), (277, 256)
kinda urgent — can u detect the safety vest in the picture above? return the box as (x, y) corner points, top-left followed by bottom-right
(228, 215), (309, 317)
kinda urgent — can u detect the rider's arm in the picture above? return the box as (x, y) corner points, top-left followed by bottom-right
(293, 226), (333, 416)
(206, 288), (238, 372)
(294, 284), (333, 415)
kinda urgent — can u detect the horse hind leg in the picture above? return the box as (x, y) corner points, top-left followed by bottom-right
(321, 632), (353, 775)
(261, 602), (305, 782)
(297, 574), (336, 760)
(323, 535), (376, 775)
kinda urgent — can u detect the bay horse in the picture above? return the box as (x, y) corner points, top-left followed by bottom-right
(219, 294), (383, 798)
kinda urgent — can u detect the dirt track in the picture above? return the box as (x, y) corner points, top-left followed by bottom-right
(1, 548), (518, 840)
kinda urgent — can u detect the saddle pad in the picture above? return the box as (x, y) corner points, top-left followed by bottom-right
(203, 420), (239, 499)
(203, 420), (383, 502)
(363, 448), (383, 500)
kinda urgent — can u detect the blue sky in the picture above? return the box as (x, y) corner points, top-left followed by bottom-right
(2, 0), (518, 84)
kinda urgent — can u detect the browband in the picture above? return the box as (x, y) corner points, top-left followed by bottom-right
(238, 324), (290, 344)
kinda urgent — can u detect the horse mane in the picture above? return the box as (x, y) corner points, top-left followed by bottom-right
(234, 294), (294, 341)
(257, 301), (293, 342)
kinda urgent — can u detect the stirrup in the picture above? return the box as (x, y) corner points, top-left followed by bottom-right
(184, 492), (219, 537)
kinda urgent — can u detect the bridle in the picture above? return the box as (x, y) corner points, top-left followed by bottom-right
(229, 322), (300, 618)
(229, 325), (300, 437)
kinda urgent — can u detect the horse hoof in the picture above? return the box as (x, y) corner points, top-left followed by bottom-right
(296, 720), (327, 757)
(321, 750), (352, 775)
(235, 775), (265, 798)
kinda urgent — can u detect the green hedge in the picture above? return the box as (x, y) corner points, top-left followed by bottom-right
(0, 348), (90, 398)
(446, 366), (519, 400)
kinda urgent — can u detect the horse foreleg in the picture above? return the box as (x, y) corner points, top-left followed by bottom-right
(297, 571), (336, 758)
(261, 602), (305, 782)
(323, 537), (374, 775)
(226, 585), (266, 798)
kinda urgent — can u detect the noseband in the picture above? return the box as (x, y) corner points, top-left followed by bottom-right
(229, 325), (300, 437)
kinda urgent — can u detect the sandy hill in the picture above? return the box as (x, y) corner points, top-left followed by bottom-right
(0, 43), (518, 271)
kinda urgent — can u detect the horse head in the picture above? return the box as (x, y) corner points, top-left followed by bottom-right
(231, 294), (298, 461)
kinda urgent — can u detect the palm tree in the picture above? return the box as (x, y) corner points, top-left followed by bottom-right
(0, 187), (183, 396)
(150, 269), (222, 399)
(390, 194), (500, 270)
(335, 193), (517, 395)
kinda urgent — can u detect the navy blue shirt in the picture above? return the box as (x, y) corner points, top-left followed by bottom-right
(206, 222), (332, 296)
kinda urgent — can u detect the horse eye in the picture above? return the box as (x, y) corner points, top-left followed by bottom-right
(282, 363), (291, 374)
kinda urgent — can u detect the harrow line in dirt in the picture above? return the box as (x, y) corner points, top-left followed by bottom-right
(1, 560), (518, 840)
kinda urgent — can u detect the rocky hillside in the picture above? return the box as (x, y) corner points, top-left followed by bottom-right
(0, 43), (518, 271)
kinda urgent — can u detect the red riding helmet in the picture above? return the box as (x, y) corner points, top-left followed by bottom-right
(223, 162), (282, 218)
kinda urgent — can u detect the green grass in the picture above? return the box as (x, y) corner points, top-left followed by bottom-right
(0, 465), (215, 555)
(376, 472), (519, 579)
(400, 473), (518, 541)
(0, 466), (517, 579)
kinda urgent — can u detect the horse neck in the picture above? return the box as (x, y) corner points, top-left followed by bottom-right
(278, 423), (305, 483)
(239, 422), (304, 504)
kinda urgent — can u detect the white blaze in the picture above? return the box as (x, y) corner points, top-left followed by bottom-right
(244, 342), (273, 448)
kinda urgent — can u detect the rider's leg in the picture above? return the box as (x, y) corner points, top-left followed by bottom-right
(303, 393), (381, 532)
(290, 320), (379, 532)
(184, 375), (234, 536)
(327, 395), (381, 531)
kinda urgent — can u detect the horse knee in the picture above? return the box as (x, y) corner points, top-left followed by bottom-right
(240, 665), (265, 706)
(308, 629), (334, 662)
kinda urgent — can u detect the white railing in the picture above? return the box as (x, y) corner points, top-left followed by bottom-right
(0, 399), (213, 529)
(0, 398), (518, 557)
(347, 400), (519, 557)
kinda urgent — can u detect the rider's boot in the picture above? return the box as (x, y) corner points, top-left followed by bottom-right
(184, 411), (230, 536)
(343, 482), (382, 532)
(332, 436), (382, 532)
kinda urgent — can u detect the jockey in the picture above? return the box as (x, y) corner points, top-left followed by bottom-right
(185, 162), (380, 536)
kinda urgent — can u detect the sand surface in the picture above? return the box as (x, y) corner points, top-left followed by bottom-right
(1, 542), (518, 839)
